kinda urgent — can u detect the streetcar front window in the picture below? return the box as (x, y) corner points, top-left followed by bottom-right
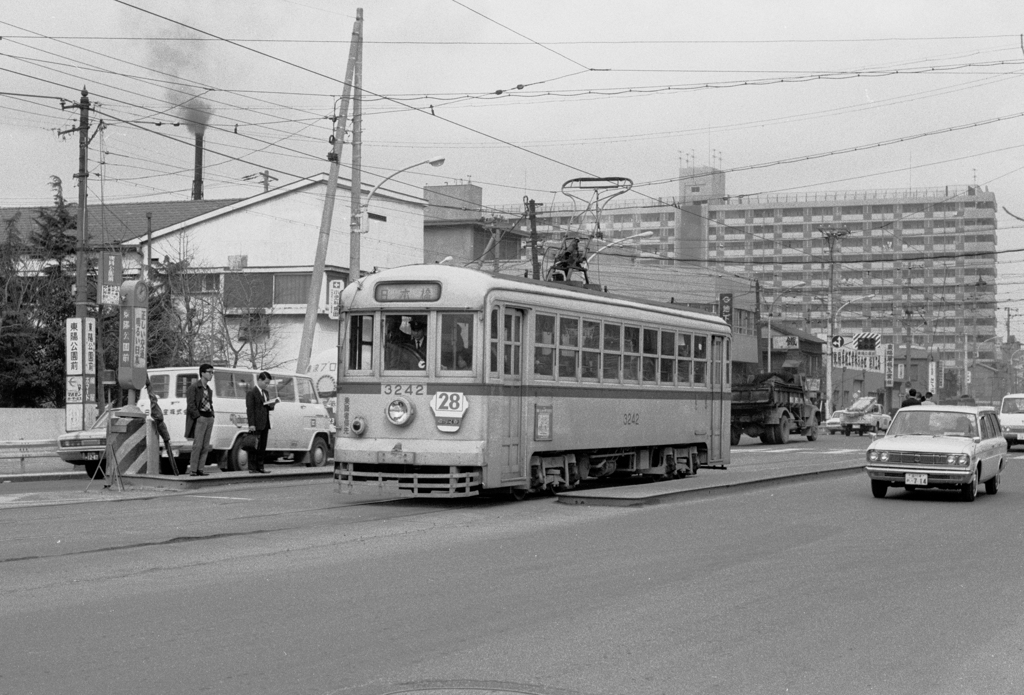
(384, 314), (428, 371)
(440, 313), (473, 371)
(347, 314), (374, 371)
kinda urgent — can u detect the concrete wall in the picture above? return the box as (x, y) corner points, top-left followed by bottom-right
(1, 409), (65, 441)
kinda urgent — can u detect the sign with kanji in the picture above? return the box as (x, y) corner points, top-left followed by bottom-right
(719, 293), (733, 326)
(884, 344), (894, 387)
(118, 280), (149, 390)
(928, 360), (937, 393)
(328, 279), (345, 320)
(100, 252), (122, 306)
(772, 335), (799, 350)
(65, 317), (96, 432)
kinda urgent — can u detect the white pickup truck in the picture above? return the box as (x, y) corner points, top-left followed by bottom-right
(836, 397), (891, 436)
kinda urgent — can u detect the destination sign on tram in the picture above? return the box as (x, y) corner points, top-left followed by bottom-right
(375, 282), (441, 303)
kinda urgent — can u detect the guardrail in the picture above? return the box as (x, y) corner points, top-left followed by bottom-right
(0, 439), (59, 473)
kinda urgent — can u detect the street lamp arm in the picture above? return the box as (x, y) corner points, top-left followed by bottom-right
(359, 156), (446, 222)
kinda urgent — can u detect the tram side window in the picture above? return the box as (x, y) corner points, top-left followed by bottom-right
(581, 319), (601, 379)
(642, 328), (658, 382)
(660, 331), (676, 384)
(384, 314), (428, 371)
(558, 316), (579, 378)
(602, 322), (621, 381)
(623, 326), (640, 382)
(440, 313), (473, 371)
(693, 334), (708, 385)
(489, 309), (498, 374)
(348, 314), (374, 371)
(677, 333), (692, 384)
(725, 338), (731, 385)
(535, 314), (555, 378)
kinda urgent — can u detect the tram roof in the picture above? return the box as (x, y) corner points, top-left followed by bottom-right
(345, 264), (729, 329)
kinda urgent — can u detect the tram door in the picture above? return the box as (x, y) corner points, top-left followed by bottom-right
(709, 336), (726, 462)
(496, 308), (526, 482)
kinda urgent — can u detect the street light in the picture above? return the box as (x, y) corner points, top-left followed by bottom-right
(825, 293), (875, 418)
(969, 335), (999, 399)
(353, 156), (446, 238)
(585, 231), (654, 263)
(765, 282), (806, 373)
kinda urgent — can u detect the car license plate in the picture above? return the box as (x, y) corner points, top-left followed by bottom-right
(905, 473), (928, 486)
(83, 452), (100, 461)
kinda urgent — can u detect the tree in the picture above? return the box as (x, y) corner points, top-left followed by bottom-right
(0, 177), (76, 407)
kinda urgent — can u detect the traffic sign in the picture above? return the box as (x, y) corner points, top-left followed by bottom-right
(831, 336), (845, 349)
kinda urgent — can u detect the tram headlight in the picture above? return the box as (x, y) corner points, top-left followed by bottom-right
(385, 397), (415, 426)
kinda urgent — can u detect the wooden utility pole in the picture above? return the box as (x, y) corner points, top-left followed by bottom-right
(296, 9), (361, 373)
(59, 88), (91, 319)
(526, 197), (540, 280)
(347, 23), (363, 287)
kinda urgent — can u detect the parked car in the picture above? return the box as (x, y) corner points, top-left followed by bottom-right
(825, 413), (843, 434)
(864, 405), (1006, 501)
(57, 407), (111, 479)
(999, 393), (1024, 449)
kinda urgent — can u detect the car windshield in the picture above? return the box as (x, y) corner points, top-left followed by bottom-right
(888, 410), (977, 438)
(1001, 397), (1024, 414)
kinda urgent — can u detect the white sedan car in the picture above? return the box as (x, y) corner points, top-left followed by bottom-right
(865, 405), (1006, 501)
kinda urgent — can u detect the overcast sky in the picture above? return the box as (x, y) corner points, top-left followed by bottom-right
(3, 1), (1024, 333)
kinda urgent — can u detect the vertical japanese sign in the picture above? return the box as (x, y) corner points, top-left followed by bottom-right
(928, 360), (937, 394)
(884, 344), (894, 387)
(100, 252), (122, 306)
(65, 317), (96, 431)
(328, 279), (345, 320)
(718, 293), (733, 326)
(118, 280), (149, 390)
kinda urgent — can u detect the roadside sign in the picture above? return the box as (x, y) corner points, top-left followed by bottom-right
(831, 336), (845, 349)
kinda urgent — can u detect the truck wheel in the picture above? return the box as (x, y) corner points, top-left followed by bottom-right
(776, 416), (790, 444)
(730, 428), (741, 446)
(844, 426), (851, 436)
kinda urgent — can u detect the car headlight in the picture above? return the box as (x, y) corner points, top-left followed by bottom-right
(946, 453), (969, 466)
(867, 450), (878, 462)
(385, 397), (415, 426)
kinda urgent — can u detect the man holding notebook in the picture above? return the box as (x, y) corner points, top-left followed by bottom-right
(245, 371), (279, 473)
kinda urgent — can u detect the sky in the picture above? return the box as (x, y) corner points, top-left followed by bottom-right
(3, 0), (1024, 333)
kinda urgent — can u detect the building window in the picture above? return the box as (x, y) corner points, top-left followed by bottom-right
(273, 274), (311, 304)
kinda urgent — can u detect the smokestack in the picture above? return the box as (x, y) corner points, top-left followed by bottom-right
(192, 132), (204, 200)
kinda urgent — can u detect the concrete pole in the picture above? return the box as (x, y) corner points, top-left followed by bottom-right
(74, 88), (90, 319)
(296, 9), (361, 373)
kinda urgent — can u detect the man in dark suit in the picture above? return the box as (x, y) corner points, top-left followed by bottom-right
(386, 317), (428, 370)
(245, 371), (277, 474)
(901, 388), (921, 408)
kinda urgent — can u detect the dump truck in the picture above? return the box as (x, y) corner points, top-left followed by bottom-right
(731, 372), (820, 445)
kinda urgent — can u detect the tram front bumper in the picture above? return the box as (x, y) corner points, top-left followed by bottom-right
(335, 438), (487, 497)
(337, 437), (486, 466)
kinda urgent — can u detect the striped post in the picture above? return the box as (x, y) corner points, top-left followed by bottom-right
(107, 410), (150, 476)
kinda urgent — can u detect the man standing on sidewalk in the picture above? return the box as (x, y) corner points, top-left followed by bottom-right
(186, 364), (215, 476)
(244, 371), (277, 474)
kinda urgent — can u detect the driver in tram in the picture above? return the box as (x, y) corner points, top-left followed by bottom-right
(386, 316), (428, 370)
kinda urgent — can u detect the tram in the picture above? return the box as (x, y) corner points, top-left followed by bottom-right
(333, 264), (731, 498)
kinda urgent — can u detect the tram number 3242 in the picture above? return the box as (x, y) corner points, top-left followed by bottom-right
(623, 412), (641, 426)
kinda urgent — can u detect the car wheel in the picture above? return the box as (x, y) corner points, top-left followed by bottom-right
(306, 437), (330, 467)
(228, 440), (249, 472)
(960, 470), (978, 502)
(776, 417), (790, 444)
(844, 426), (851, 436)
(985, 473), (1000, 495)
(870, 480), (888, 498)
(806, 424), (819, 442)
(84, 458), (106, 480)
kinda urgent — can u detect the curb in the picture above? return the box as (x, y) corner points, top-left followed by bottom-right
(556, 463), (865, 507)
(0, 471), (88, 483)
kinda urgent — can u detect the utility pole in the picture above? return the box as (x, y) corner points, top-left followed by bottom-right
(243, 170), (278, 192)
(819, 225), (850, 417)
(348, 24), (363, 288)
(60, 88), (91, 319)
(296, 9), (361, 373)
(526, 197), (540, 280)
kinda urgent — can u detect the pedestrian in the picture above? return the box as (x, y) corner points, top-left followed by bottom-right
(900, 388), (921, 408)
(148, 389), (178, 475)
(920, 391), (936, 405)
(186, 363), (215, 476)
(244, 371), (278, 474)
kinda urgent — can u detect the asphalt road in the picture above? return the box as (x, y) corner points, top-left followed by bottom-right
(3, 440), (1024, 695)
